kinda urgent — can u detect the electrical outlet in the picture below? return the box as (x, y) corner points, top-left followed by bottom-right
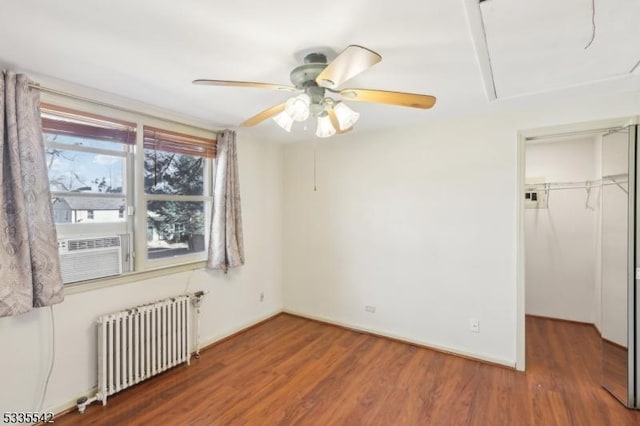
(469, 318), (480, 333)
(365, 305), (376, 313)
(259, 292), (264, 302)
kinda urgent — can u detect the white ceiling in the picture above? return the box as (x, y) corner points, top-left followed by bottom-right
(0, 0), (638, 142)
(482, 0), (640, 98)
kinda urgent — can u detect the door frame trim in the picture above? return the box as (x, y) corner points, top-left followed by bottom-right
(516, 116), (638, 372)
(628, 125), (638, 407)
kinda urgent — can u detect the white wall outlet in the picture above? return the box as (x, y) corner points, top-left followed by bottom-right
(365, 305), (376, 313)
(469, 318), (480, 333)
(259, 292), (264, 302)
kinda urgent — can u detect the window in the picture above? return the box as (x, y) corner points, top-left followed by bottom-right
(43, 105), (134, 230)
(42, 104), (216, 284)
(143, 126), (213, 263)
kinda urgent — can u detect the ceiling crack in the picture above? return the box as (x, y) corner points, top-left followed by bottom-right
(584, 0), (596, 49)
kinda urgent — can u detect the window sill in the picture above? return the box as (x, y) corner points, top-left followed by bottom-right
(63, 260), (208, 296)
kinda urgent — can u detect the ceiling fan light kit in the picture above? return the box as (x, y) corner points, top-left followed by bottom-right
(333, 101), (360, 131)
(194, 45), (436, 138)
(284, 93), (311, 122)
(272, 110), (294, 132)
(316, 113), (337, 138)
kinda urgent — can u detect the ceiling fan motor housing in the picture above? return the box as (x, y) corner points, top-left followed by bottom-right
(289, 53), (330, 115)
(289, 52), (328, 89)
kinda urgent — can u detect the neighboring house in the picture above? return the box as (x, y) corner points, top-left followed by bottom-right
(53, 197), (124, 223)
(146, 211), (205, 255)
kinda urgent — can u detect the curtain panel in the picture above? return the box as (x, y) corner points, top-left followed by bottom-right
(207, 130), (244, 272)
(0, 71), (63, 317)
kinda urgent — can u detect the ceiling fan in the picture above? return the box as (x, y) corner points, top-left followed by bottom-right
(193, 45), (436, 137)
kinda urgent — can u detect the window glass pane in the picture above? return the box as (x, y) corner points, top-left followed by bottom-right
(144, 149), (204, 195)
(52, 196), (125, 224)
(43, 132), (127, 152)
(147, 201), (205, 259)
(46, 149), (125, 193)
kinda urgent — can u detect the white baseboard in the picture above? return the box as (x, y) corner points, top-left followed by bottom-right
(283, 308), (516, 369)
(197, 309), (283, 350)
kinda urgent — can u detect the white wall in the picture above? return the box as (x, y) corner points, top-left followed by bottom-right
(283, 88), (640, 367)
(0, 133), (284, 414)
(524, 137), (600, 324)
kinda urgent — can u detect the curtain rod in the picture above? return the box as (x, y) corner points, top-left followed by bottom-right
(28, 83), (217, 134)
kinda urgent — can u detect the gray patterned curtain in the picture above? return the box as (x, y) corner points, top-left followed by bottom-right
(0, 71), (64, 317)
(207, 130), (244, 273)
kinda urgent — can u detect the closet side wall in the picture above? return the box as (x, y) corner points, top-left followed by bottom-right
(525, 137), (600, 323)
(601, 130), (630, 347)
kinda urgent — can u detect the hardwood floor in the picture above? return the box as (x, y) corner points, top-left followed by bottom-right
(54, 314), (640, 425)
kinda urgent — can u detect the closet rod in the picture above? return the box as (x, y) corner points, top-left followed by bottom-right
(526, 181), (628, 192)
(528, 185), (594, 191)
(28, 83), (215, 134)
(526, 180), (597, 189)
(525, 126), (626, 141)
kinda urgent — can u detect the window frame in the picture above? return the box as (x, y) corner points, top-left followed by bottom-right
(139, 129), (214, 270)
(41, 98), (217, 286)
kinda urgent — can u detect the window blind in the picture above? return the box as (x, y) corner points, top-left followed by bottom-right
(143, 126), (216, 158)
(41, 103), (137, 145)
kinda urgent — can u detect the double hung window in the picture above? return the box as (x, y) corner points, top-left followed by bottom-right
(41, 104), (216, 284)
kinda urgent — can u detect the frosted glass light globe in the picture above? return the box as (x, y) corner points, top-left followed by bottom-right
(285, 94), (311, 122)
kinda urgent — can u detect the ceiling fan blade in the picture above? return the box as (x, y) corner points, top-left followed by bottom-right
(240, 103), (286, 127)
(340, 88), (436, 109)
(316, 45), (382, 89)
(327, 107), (354, 134)
(193, 79), (296, 92)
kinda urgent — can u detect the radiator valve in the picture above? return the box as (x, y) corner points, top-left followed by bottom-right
(190, 291), (208, 358)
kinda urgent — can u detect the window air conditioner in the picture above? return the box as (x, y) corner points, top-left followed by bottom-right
(57, 236), (123, 284)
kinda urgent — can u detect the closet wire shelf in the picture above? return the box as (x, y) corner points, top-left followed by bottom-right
(525, 173), (628, 194)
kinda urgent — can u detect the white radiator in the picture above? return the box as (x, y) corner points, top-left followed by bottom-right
(78, 295), (192, 412)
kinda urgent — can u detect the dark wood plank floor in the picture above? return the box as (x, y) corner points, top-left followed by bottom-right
(54, 314), (640, 425)
(602, 339), (629, 403)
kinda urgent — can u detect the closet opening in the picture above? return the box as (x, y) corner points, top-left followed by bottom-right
(524, 131), (603, 328)
(517, 119), (639, 408)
